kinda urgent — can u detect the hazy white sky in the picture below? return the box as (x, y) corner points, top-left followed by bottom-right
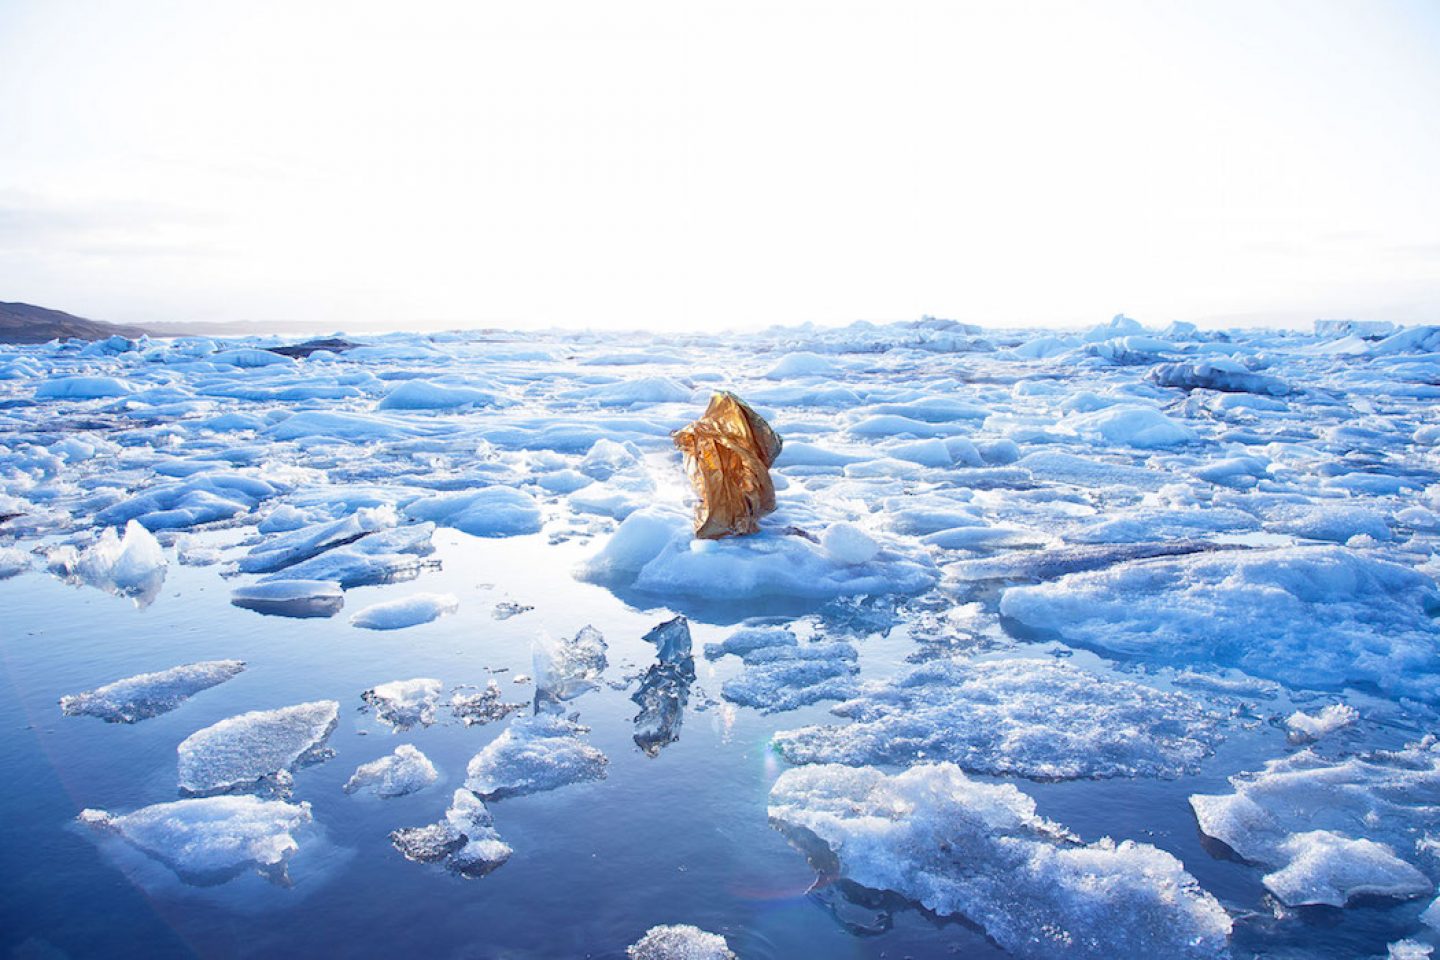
(1, 0), (1437, 332)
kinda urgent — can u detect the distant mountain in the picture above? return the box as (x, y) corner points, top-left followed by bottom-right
(0, 301), (150, 343)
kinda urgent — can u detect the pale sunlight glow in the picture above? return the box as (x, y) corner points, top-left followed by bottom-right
(1, 0), (1437, 331)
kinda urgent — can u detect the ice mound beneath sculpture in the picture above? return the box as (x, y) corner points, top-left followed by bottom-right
(177, 701), (339, 795)
(773, 658), (1225, 780)
(344, 744), (438, 798)
(577, 507), (937, 603)
(626, 924), (737, 960)
(60, 660), (245, 723)
(464, 713), (608, 800)
(1000, 546), (1440, 700)
(78, 796), (312, 885)
(391, 789), (511, 878)
(1189, 738), (1440, 907)
(769, 763), (1232, 960)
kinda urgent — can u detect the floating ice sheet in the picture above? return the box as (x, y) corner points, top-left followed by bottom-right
(230, 579), (344, 618)
(1000, 546), (1440, 700)
(769, 763), (1232, 960)
(360, 678), (443, 730)
(79, 796), (312, 885)
(464, 713), (608, 800)
(177, 700), (339, 795)
(773, 658), (1224, 780)
(391, 789), (511, 878)
(60, 660), (245, 723)
(350, 593), (458, 630)
(1190, 738), (1440, 907)
(344, 744), (438, 797)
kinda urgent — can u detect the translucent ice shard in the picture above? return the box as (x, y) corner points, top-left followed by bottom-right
(60, 660), (245, 723)
(450, 682), (525, 726)
(48, 520), (167, 606)
(177, 700), (339, 796)
(533, 625), (608, 710)
(78, 796), (312, 885)
(633, 616), (695, 757)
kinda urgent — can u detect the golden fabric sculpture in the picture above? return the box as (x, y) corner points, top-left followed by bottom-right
(672, 392), (784, 539)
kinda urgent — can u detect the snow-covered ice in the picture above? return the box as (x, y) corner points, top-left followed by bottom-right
(464, 713), (608, 800)
(626, 925), (737, 960)
(773, 658), (1224, 779)
(1000, 546), (1440, 700)
(78, 796), (312, 885)
(769, 763), (1232, 959)
(343, 744), (438, 797)
(177, 701), (340, 795)
(360, 678), (444, 730)
(60, 660), (246, 723)
(391, 788), (512, 878)
(1190, 738), (1440, 906)
(349, 593), (458, 630)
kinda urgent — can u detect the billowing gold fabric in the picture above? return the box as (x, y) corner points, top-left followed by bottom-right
(672, 392), (784, 539)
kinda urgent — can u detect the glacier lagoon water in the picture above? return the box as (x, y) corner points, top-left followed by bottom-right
(2, 319), (1439, 958)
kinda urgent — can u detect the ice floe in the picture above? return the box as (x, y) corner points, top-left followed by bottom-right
(1000, 546), (1440, 700)
(769, 763), (1232, 959)
(60, 660), (246, 723)
(177, 700), (339, 795)
(626, 925), (737, 960)
(1190, 738), (1440, 906)
(464, 713), (608, 800)
(79, 796), (312, 885)
(343, 744), (438, 797)
(773, 658), (1224, 779)
(577, 507), (936, 604)
(350, 593), (458, 630)
(391, 789), (511, 878)
(230, 579), (344, 618)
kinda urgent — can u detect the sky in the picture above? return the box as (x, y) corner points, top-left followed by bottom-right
(0, 0), (1437, 334)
